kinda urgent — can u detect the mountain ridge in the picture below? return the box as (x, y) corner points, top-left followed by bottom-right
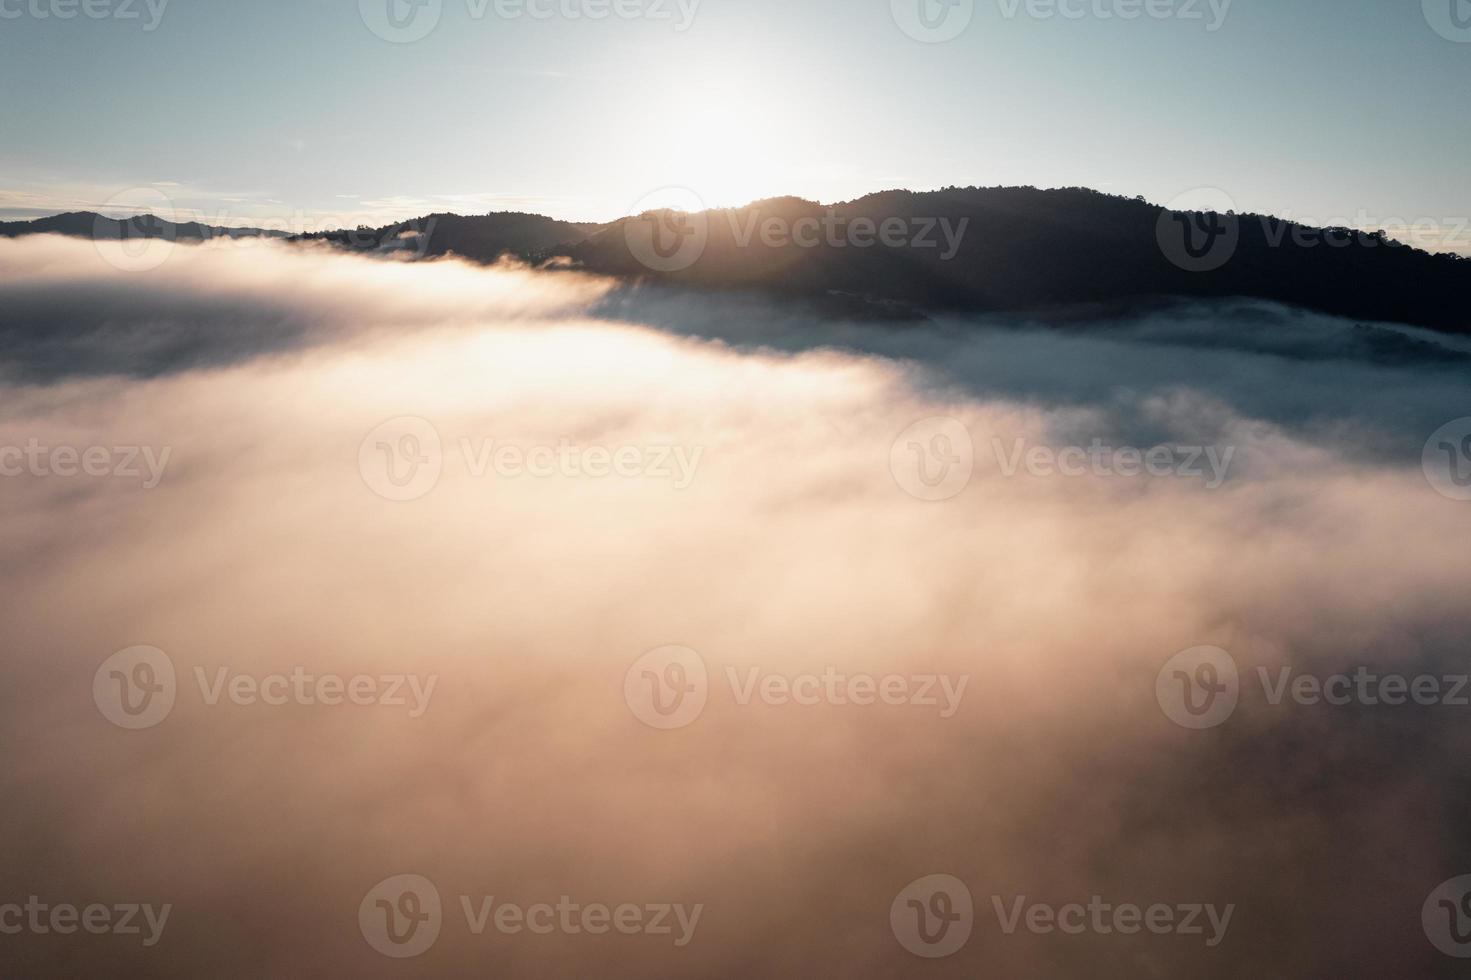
(6, 187), (1467, 334)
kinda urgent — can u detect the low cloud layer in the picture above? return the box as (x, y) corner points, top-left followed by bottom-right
(1, 236), (1469, 977)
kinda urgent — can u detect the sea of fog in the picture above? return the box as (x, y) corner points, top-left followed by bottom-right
(1, 235), (1469, 977)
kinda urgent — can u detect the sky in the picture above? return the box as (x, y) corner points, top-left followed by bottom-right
(1, 0), (1469, 242)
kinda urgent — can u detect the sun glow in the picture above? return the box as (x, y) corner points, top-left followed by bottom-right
(658, 84), (794, 210)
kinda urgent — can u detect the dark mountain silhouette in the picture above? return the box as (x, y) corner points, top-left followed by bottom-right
(559, 187), (1471, 334)
(0, 211), (288, 242)
(6, 188), (1468, 334)
(288, 211), (597, 259)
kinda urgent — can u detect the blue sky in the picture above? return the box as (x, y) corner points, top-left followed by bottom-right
(2, 0), (1468, 247)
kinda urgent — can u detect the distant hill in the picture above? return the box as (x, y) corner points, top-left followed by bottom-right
(0, 211), (288, 242)
(559, 187), (1471, 334)
(288, 211), (599, 259)
(6, 188), (1468, 334)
